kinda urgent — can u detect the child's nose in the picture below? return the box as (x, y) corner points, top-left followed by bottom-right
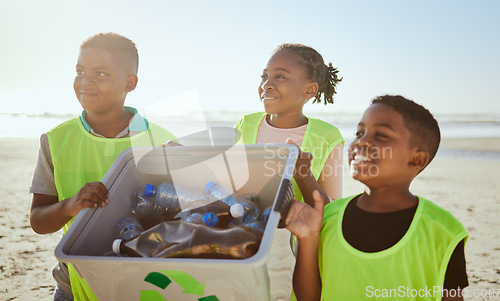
(260, 78), (273, 90)
(81, 75), (96, 86)
(356, 136), (372, 148)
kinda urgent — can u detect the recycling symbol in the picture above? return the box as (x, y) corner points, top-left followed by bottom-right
(140, 270), (220, 301)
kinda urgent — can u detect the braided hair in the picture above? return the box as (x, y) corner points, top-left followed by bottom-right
(272, 44), (342, 105)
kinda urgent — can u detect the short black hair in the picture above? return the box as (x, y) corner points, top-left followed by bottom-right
(371, 95), (441, 166)
(272, 43), (342, 105)
(80, 32), (139, 75)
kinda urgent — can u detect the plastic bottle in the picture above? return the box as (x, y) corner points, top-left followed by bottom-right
(112, 221), (262, 259)
(179, 212), (223, 227)
(175, 202), (245, 228)
(130, 192), (167, 219)
(202, 210), (235, 228)
(118, 217), (144, 241)
(241, 220), (266, 233)
(180, 212), (205, 224)
(205, 182), (260, 223)
(205, 181), (231, 200)
(143, 182), (180, 209)
(227, 195), (260, 224)
(144, 182), (217, 211)
(260, 206), (272, 224)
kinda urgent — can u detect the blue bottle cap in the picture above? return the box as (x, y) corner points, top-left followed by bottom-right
(144, 184), (154, 197)
(205, 181), (216, 193)
(203, 212), (218, 227)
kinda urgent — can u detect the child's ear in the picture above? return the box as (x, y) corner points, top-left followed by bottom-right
(409, 149), (429, 172)
(125, 75), (138, 92)
(305, 82), (319, 99)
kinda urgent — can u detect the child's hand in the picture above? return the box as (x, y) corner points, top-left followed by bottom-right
(163, 140), (183, 147)
(66, 182), (109, 216)
(286, 138), (313, 180)
(285, 190), (324, 239)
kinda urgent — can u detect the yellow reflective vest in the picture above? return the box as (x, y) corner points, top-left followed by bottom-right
(47, 117), (176, 301)
(319, 195), (468, 300)
(235, 112), (344, 202)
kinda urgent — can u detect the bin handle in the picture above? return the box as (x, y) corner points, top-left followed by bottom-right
(274, 179), (294, 228)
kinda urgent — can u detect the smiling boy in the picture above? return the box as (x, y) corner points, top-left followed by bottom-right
(286, 95), (468, 301)
(29, 33), (176, 300)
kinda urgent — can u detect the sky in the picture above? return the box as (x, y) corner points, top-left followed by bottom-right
(1, 0), (499, 119)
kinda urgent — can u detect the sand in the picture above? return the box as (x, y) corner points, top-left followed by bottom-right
(0, 137), (499, 300)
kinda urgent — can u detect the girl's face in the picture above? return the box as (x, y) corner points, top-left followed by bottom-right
(258, 50), (316, 116)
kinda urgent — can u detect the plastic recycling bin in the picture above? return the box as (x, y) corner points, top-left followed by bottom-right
(55, 144), (297, 301)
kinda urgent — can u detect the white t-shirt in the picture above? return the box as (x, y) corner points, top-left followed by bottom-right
(256, 117), (306, 300)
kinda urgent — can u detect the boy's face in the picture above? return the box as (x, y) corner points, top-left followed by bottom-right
(348, 103), (418, 188)
(74, 48), (135, 114)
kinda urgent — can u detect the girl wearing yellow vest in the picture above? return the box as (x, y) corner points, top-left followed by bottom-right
(235, 44), (344, 300)
(286, 96), (468, 301)
(29, 33), (177, 301)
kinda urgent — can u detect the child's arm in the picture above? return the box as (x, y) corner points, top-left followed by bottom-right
(286, 190), (324, 301)
(443, 294), (463, 301)
(317, 143), (343, 200)
(30, 182), (109, 234)
(287, 139), (330, 206)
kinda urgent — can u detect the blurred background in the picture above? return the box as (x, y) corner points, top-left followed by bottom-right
(1, 0), (499, 139)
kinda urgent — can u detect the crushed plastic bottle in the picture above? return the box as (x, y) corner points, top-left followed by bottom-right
(118, 217), (144, 241)
(112, 221), (262, 259)
(130, 192), (167, 219)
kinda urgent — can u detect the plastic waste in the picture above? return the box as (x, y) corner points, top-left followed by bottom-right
(112, 221), (262, 259)
(205, 181), (233, 200)
(129, 190), (181, 230)
(175, 201), (245, 228)
(226, 195), (260, 224)
(180, 212), (205, 224)
(179, 212), (223, 227)
(241, 220), (266, 233)
(205, 182), (260, 223)
(144, 182), (217, 212)
(130, 192), (167, 219)
(118, 217), (144, 241)
(260, 206), (272, 224)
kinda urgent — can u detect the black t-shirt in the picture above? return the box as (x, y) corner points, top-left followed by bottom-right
(342, 196), (468, 289)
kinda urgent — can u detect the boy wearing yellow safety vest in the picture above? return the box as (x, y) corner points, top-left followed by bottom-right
(29, 33), (176, 301)
(286, 95), (468, 301)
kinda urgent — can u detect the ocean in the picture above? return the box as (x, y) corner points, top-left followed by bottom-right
(1, 111), (499, 161)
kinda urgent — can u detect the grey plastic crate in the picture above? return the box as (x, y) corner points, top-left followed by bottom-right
(55, 144), (297, 301)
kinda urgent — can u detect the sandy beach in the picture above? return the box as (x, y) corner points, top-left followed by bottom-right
(0, 137), (499, 300)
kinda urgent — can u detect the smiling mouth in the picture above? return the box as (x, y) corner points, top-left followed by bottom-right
(79, 91), (97, 97)
(261, 93), (278, 101)
(350, 154), (374, 165)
